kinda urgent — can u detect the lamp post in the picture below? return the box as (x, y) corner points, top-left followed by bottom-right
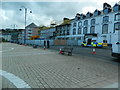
(19, 6), (32, 44)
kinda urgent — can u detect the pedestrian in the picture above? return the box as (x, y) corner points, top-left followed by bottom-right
(47, 40), (50, 48)
(44, 40), (46, 48)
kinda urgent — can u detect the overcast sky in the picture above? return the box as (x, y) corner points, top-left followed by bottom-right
(0, 0), (119, 29)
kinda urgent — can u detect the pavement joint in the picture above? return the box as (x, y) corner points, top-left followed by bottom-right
(1, 43), (118, 88)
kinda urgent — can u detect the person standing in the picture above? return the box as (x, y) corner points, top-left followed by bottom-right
(47, 40), (50, 48)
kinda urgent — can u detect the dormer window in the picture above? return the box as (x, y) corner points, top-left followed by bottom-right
(75, 16), (80, 20)
(75, 13), (80, 20)
(80, 14), (86, 19)
(86, 12), (93, 18)
(113, 3), (120, 12)
(94, 9), (101, 16)
(103, 3), (111, 9)
(103, 8), (112, 14)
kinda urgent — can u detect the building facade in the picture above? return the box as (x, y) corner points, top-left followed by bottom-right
(69, 3), (120, 45)
(55, 18), (71, 40)
(52, 2), (120, 45)
(18, 23), (39, 40)
(18, 2), (120, 46)
(40, 27), (56, 40)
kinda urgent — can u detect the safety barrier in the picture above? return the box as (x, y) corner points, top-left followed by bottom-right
(18, 40), (54, 46)
(18, 40), (82, 46)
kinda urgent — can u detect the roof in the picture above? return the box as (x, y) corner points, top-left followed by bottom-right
(56, 19), (71, 27)
(26, 23), (38, 28)
(73, 2), (120, 21)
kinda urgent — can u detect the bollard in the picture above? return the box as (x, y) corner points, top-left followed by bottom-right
(59, 48), (62, 54)
(91, 48), (96, 54)
(44, 46), (46, 50)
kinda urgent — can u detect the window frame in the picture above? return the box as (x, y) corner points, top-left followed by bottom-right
(113, 4), (119, 12)
(73, 22), (76, 27)
(114, 22), (120, 33)
(78, 27), (82, 34)
(103, 16), (109, 23)
(73, 28), (76, 35)
(84, 20), (88, 26)
(102, 24), (108, 34)
(83, 27), (88, 34)
(90, 26), (95, 34)
(91, 18), (95, 25)
(78, 21), (82, 27)
(115, 13), (120, 21)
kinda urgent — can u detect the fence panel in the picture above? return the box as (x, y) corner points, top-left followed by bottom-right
(54, 40), (67, 45)
(78, 40), (83, 45)
(67, 40), (78, 46)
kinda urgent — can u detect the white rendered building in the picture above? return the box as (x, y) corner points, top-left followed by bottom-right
(69, 3), (120, 45)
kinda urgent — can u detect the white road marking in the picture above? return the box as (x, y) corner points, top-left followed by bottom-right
(0, 70), (31, 88)
(0, 48), (14, 52)
(2, 52), (56, 57)
(103, 83), (118, 88)
(11, 48), (14, 50)
(2, 51), (50, 54)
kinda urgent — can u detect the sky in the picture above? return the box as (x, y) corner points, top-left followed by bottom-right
(0, 0), (119, 29)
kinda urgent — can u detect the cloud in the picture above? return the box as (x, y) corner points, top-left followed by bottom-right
(2, 0), (119, 3)
(0, 9), (15, 28)
(91, 0), (119, 6)
(0, 9), (8, 21)
(81, 6), (97, 14)
(0, 1), (118, 29)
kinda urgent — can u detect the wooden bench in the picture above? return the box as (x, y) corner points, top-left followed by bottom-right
(60, 47), (73, 56)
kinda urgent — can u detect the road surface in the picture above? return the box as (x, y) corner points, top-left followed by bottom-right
(1, 43), (119, 89)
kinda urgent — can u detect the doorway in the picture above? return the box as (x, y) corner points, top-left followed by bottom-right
(87, 39), (92, 45)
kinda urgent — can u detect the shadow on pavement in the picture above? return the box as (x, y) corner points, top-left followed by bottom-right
(112, 58), (120, 63)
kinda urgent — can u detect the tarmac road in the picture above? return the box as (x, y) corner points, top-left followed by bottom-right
(50, 45), (120, 65)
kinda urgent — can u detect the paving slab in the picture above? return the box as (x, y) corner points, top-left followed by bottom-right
(1, 43), (119, 89)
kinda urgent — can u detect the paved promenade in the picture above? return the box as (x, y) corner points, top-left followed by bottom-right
(1, 43), (119, 89)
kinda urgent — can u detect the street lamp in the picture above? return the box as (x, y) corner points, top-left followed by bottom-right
(19, 6), (32, 44)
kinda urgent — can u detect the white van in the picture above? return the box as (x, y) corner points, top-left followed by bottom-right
(112, 30), (120, 58)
